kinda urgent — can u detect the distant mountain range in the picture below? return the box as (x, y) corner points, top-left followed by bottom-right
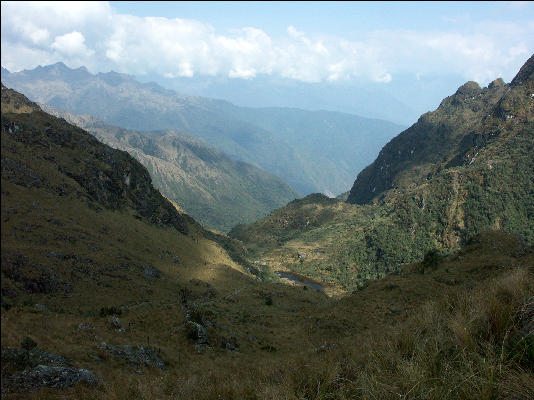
(140, 72), (468, 126)
(38, 104), (299, 232)
(1, 63), (405, 196)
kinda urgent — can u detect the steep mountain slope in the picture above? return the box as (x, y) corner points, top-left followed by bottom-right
(347, 54), (534, 206)
(38, 105), (299, 232)
(346, 78), (508, 205)
(0, 83), (265, 335)
(0, 83), (326, 395)
(231, 55), (534, 293)
(1, 63), (403, 195)
(1, 85), (191, 235)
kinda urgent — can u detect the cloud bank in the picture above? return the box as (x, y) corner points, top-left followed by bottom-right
(1, 1), (532, 84)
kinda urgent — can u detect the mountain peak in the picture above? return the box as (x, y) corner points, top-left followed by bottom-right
(488, 78), (505, 89)
(96, 70), (134, 86)
(46, 61), (69, 71)
(455, 81), (481, 96)
(511, 53), (534, 86)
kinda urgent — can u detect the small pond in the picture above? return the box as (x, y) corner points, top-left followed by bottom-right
(275, 271), (324, 292)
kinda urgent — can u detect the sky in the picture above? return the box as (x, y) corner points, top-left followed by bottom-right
(1, 1), (533, 85)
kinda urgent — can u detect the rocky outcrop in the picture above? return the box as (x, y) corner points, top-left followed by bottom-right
(98, 342), (165, 370)
(6, 365), (100, 392)
(1, 346), (99, 395)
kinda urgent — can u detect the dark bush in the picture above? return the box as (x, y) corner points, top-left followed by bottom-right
(21, 336), (37, 351)
(99, 306), (122, 317)
(422, 248), (441, 271)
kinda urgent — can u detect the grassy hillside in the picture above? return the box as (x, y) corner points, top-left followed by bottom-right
(231, 55), (534, 293)
(38, 105), (299, 232)
(1, 63), (402, 195)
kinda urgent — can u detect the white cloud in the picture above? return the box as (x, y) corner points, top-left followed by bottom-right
(51, 31), (93, 57)
(29, 28), (50, 45)
(1, 1), (532, 85)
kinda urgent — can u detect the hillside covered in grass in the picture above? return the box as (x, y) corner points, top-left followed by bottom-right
(230, 55), (534, 293)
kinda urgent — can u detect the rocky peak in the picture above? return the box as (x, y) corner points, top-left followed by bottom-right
(454, 81), (481, 97)
(30, 62), (92, 83)
(96, 71), (133, 87)
(40, 62), (69, 73)
(511, 54), (534, 86)
(488, 78), (505, 89)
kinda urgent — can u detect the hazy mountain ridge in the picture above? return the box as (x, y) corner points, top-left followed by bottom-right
(231, 55), (534, 293)
(144, 73), (428, 125)
(228, 106), (405, 190)
(38, 104), (300, 232)
(1, 63), (404, 195)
